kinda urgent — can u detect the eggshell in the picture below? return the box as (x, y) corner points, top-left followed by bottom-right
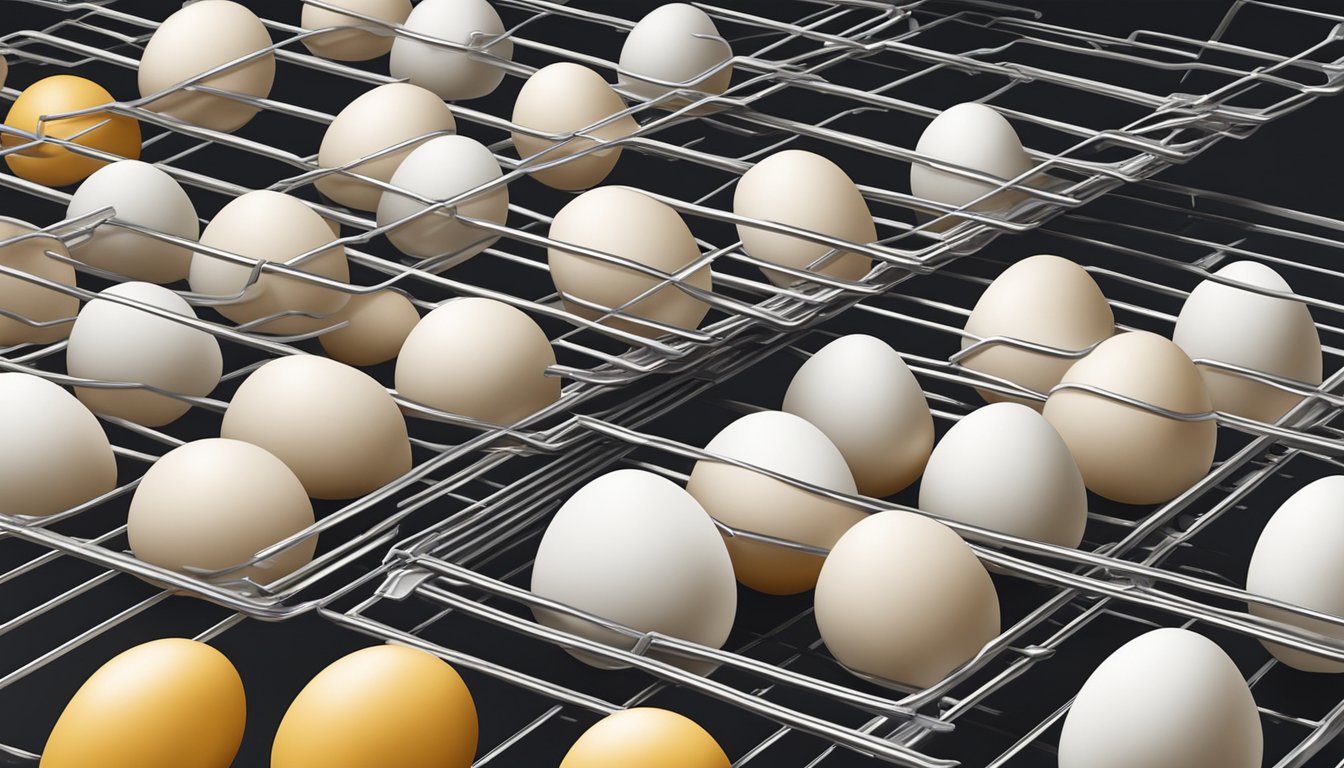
(511, 63), (638, 190)
(66, 282), (222, 427)
(0, 217), (78, 346)
(390, 0), (513, 101)
(1058, 628), (1262, 768)
(301, 0), (412, 61)
(920, 403), (1086, 547)
(221, 355), (411, 500)
(686, 410), (862, 595)
(618, 4), (732, 110)
(961, 254), (1114, 408)
(547, 186), (711, 338)
(3, 75), (140, 187)
(318, 289), (419, 367)
(0, 372), (116, 518)
(66, 161), (199, 283)
(0, 57), (7, 91)
(316, 83), (457, 211)
(1173, 261), (1322, 423)
(560, 709), (729, 768)
(39, 638), (245, 768)
(137, 0), (276, 133)
(782, 334), (932, 497)
(530, 469), (737, 674)
(1246, 475), (1344, 672)
(376, 134), (508, 265)
(733, 150), (874, 286)
(272, 645), (477, 768)
(1043, 331), (1216, 505)
(189, 190), (350, 335)
(128, 438), (315, 584)
(910, 102), (1033, 216)
(814, 510), (999, 688)
(395, 297), (559, 425)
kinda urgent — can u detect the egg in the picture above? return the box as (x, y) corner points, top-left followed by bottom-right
(3, 75), (140, 187)
(316, 83), (457, 211)
(189, 190), (350, 335)
(782, 334), (932, 497)
(221, 355), (411, 500)
(376, 134), (508, 265)
(0, 56), (7, 91)
(548, 186), (711, 338)
(1173, 261), (1322, 423)
(66, 282), (222, 427)
(66, 161), (199, 283)
(920, 403), (1087, 548)
(301, 0), (412, 61)
(686, 410), (862, 595)
(39, 638), (245, 768)
(530, 469), (737, 673)
(390, 0), (513, 101)
(0, 217), (78, 346)
(511, 63), (638, 190)
(618, 4), (732, 110)
(733, 150), (874, 286)
(137, 0), (275, 133)
(1058, 628), (1262, 768)
(0, 372), (116, 518)
(560, 708), (729, 768)
(395, 297), (559, 425)
(1246, 475), (1344, 672)
(1044, 331), (1215, 505)
(961, 255), (1114, 408)
(910, 102), (1033, 218)
(318, 289), (419, 367)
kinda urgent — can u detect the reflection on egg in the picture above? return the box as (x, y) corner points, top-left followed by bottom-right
(511, 63), (638, 190)
(3, 75), (140, 187)
(318, 289), (419, 367)
(0, 217), (78, 346)
(40, 638), (245, 768)
(560, 708), (730, 768)
(67, 160), (199, 283)
(1058, 628), (1261, 768)
(390, 0), (513, 101)
(618, 4), (732, 110)
(301, 0), (412, 62)
(910, 102), (1033, 219)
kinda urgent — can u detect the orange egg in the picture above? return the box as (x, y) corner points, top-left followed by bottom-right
(560, 708), (731, 768)
(3, 75), (140, 187)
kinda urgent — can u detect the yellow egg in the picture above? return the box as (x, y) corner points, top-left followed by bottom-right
(272, 645), (478, 768)
(3, 75), (140, 187)
(561, 708), (730, 768)
(40, 638), (245, 768)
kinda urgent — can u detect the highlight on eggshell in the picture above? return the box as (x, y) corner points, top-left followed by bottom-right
(2, 74), (141, 187)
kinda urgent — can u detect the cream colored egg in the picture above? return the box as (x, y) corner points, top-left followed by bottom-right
(137, 0), (276, 133)
(67, 160), (199, 283)
(961, 254), (1114, 409)
(189, 190), (350, 335)
(395, 297), (559, 425)
(1043, 331), (1216, 505)
(686, 410), (862, 595)
(511, 63), (638, 190)
(128, 438), (315, 584)
(814, 510), (1000, 688)
(390, 0), (513, 101)
(221, 355), (411, 500)
(733, 150), (874, 286)
(0, 57), (7, 92)
(316, 83), (457, 211)
(0, 372), (116, 518)
(618, 4), (733, 111)
(301, 0), (411, 62)
(66, 282), (222, 427)
(782, 334), (932, 497)
(548, 186), (711, 339)
(910, 102), (1033, 217)
(0, 217), (77, 346)
(318, 289), (419, 367)
(560, 709), (730, 768)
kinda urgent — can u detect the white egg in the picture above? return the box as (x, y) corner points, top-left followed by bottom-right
(1058, 628), (1261, 768)
(66, 161), (199, 284)
(920, 403), (1086, 548)
(511, 63), (638, 191)
(390, 0), (513, 101)
(66, 282), (222, 428)
(782, 334), (932, 498)
(530, 469), (737, 674)
(686, 410), (861, 595)
(1173, 261), (1321, 423)
(376, 135), (508, 266)
(301, 0), (412, 62)
(618, 4), (732, 110)
(910, 102), (1033, 218)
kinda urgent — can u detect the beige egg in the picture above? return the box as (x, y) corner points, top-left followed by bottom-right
(511, 63), (639, 190)
(189, 190), (350, 335)
(318, 289), (419, 367)
(1043, 331), (1216, 505)
(316, 83), (457, 211)
(395, 297), (560, 425)
(548, 186), (711, 339)
(0, 217), (77, 346)
(733, 150), (875, 287)
(962, 255), (1114, 409)
(221, 355), (411, 500)
(301, 0), (412, 62)
(137, 0), (276, 133)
